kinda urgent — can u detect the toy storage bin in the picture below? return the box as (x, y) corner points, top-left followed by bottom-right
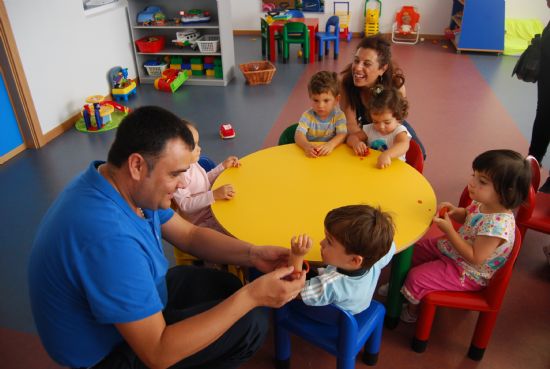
(196, 35), (220, 53)
(239, 61), (276, 85)
(136, 36), (166, 53)
(144, 61), (168, 76)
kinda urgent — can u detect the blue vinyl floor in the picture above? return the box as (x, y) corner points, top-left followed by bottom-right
(0, 36), (549, 369)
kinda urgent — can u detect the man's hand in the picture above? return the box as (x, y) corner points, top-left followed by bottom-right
(249, 245), (290, 273)
(246, 266), (306, 307)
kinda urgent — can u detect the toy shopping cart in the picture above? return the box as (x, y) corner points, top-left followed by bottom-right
(334, 2), (352, 42)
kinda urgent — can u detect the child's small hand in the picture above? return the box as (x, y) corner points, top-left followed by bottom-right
(315, 142), (335, 156)
(377, 152), (392, 169)
(432, 212), (454, 234)
(352, 141), (369, 157)
(223, 156), (241, 169)
(304, 145), (319, 158)
(290, 234), (312, 256)
(213, 184), (235, 200)
(437, 202), (457, 218)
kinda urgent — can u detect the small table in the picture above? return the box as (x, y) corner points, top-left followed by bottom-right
(212, 144), (436, 326)
(267, 18), (319, 64)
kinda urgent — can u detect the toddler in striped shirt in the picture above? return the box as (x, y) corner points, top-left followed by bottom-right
(295, 71), (347, 157)
(290, 205), (395, 314)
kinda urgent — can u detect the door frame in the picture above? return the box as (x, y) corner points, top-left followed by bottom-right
(0, 0), (44, 154)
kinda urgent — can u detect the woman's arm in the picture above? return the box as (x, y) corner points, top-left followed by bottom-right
(340, 87), (369, 155)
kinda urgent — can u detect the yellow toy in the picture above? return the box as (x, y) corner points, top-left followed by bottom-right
(364, 0), (382, 36)
(334, 1), (352, 41)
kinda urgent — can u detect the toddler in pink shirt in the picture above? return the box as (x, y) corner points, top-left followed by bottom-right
(172, 124), (240, 233)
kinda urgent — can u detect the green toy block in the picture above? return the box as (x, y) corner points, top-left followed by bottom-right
(169, 70), (189, 93)
(170, 56), (183, 64)
(190, 57), (202, 64)
(192, 69), (204, 76)
(214, 57), (222, 66)
(214, 66), (223, 78)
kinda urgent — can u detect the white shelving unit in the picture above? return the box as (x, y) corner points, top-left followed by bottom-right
(127, 0), (235, 86)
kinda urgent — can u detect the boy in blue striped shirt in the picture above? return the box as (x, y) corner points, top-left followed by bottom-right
(290, 205), (395, 314)
(295, 71), (347, 157)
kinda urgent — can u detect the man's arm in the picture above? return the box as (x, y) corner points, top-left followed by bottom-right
(162, 212), (290, 273)
(116, 266), (305, 369)
(161, 212), (255, 266)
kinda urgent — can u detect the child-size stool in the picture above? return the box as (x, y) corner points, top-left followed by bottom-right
(315, 15), (340, 61)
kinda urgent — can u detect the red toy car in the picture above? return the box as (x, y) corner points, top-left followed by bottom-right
(219, 123), (236, 139)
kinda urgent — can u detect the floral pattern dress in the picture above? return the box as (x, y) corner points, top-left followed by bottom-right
(437, 201), (515, 286)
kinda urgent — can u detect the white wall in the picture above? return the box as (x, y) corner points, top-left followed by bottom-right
(232, 0), (549, 34)
(4, 0), (135, 134)
(4, 0), (549, 135)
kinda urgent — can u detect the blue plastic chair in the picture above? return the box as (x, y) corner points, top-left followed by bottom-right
(315, 15), (340, 61)
(274, 300), (386, 369)
(198, 155), (216, 172)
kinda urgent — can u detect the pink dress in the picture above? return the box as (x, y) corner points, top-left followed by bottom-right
(401, 201), (515, 304)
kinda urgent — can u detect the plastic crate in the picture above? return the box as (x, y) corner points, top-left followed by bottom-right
(239, 61), (276, 85)
(196, 35), (220, 53)
(135, 36), (165, 53)
(144, 62), (168, 76)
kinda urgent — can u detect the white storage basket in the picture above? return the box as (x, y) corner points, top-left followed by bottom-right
(196, 35), (220, 53)
(144, 63), (167, 77)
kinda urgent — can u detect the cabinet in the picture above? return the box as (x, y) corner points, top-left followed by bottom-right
(127, 0), (235, 86)
(448, 0), (504, 54)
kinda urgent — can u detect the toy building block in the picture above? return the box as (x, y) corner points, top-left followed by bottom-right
(154, 69), (188, 93)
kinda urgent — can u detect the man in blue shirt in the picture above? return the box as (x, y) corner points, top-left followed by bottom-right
(28, 106), (306, 369)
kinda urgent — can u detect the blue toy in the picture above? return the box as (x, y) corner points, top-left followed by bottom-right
(137, 6), (166, 25)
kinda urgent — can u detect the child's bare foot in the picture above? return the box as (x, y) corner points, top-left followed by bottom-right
(400, 303), (418, 323)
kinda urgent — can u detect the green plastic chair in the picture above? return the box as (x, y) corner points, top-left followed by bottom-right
(278, 123), (298, 145)
(283, 22), (309, 64)
(261, 18), (282, 60)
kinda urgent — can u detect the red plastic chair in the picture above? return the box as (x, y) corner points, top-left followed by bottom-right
(405, 139), (424, 173)
(411, 226), (522, 361)
(516, 156), (550, 241)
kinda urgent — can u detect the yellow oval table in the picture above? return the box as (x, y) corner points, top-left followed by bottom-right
(212, 144), (437, 327)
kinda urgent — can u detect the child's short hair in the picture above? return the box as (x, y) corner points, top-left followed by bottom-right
(472, 149), (531, 209)
(308, 71), (340, 97)
(324, 205), (394, 269)
(367, 87), (408, 121)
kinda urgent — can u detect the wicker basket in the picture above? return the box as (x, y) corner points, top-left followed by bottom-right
(239, 61), (276, 85)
